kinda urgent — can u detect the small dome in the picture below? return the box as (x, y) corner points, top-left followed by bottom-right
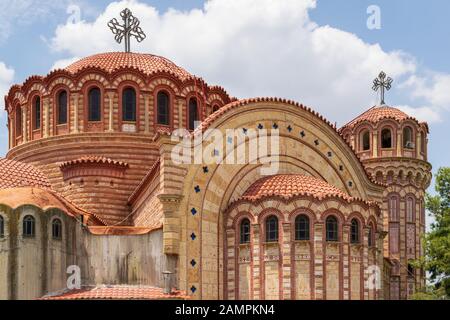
(341, 106), (415, 131)
(241, 174), (351, 202)
(0, 158), (51, 189)
(65, 52), (193, 81)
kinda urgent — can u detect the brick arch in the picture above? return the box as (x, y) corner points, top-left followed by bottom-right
(76, 73), (110, 91)
(47, 77), (75, 94)
(111, 73), (146, 90)
(148, 77), (181, 95)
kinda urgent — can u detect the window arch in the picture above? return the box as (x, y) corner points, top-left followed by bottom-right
(122, 87), (137, 122)
(188, 98), (199, 130)
(265, 216), (279, 242)
(212, 105), (220, 113)
(88, 87), (101, 121)
(0, 216), (4, 238)
(157, 91), (170, 125)
(403, 126), (414, 149)
(295, 215), (310, 240)
(381, 128), (392, 149)
(388, 195), (399, 221)
(23, 215), (35, 237)
(361, 130), (370, 151)
(57, 90), (68, 124)
(52, 218), (62, 240)
(368, 223), (375, 247)
(350, 219), (360, 244)
(15, 106), (22, 136)
(406, 196), (415, 223)
(240, 218), (251, 244)
(326, 216), (338, 242)
(33, 96), (41, 130)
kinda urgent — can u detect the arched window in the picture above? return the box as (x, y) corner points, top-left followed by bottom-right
(389, 195), (399, 221)
(157, 91), (170, 125)
(212, 105), (220, 113)
(15, 106), (22, 136)
(240, 218), (251, 244)
(406, 197), (415, 223)
(295, 215), (310, 240)
(58, 90), (68, 124)
(361, 130), (370, 151)
(52, 218), (62, 240)
(188, 98), (199, 130)
(265, 216), (278, 242)
(350, 219), (360, 244)
(403, 127), (414, 149)
(33, 96), (41, 129)
(421, 134), (425, 154)
(23, 215), (35, 237)
(368, 224), (375, 247)
(381, 128), (392, 149)
(122, 87), (136, 122)
(0, 216), (4, 238)
(407, 263), (414, 277)
(88, 87), (101, 121)
(326, 216), (338, 242)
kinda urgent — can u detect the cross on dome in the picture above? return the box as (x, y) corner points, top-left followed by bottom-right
(372, 71), (393, 105)
(107, 8), (147, 53)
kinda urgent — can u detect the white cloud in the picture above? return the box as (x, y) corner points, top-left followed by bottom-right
(50, 57), (81, 71)
(48, 0), (445, 125)
(0, 61), (15, 155)
(400, 74), (450, 110)
(397, 105), (442, 124)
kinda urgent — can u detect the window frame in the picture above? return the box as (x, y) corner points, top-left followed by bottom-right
(23, 215), (36, 238)
(239, 218), (251, 244)
(88, 87), (102, 122)
(361, 129), (371, 151)
(188, 97), (199, 131)
(381, 127), (393, 149)
(350, 218), (360, 244)
(122, 87), (137, 122)
(295, 214), (310, 241)
(33, 96), (41, 130)
(15, 106), (22, 137)
(403, 126), (414, 149)
(406, 196), (415, 223)
(57, 90), (68, 125)
(326, 216), (339, 242)
(0, 215), (4, 238)
(265, 215), (279, 243)
(156, 90), (170, 126)
(368, 223), (375, 247)
(51, 218), (63, 240)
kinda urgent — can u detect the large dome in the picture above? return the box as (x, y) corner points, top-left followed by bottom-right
(341, 106), (414, 130)
(65, 52), (193, 81)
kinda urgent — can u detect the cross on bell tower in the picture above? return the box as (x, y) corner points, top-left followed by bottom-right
(372, 71), (393, 105)
(108, 8), (147, 53)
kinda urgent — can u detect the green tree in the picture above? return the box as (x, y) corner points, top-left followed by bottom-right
(416, 167), (450, 299)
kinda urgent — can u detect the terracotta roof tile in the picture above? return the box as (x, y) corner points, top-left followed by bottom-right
(0, 158), (51, 189)
(65, 52), (192, 81)
(40, 285), (189, 300)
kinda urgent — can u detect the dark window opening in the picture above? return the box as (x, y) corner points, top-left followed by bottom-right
(326, 216), (338, 242)
(368, 225), (374, 247)
(88, 87), (101, 121)
(362, 130), (370, 151)
(240, 219), (250, 244)
(58, 91), (68, 124)
(403, 127), (414, 149)
(34, 97), (41, 129)
(265, 216), (278, 242)
(52, 219), (62, 240)
(188, 98), (199, 130)
(157, 91), (170, 125)
(295, 215), (310, 240)
(16, 106), (22, 136)
(350, 219), (360, 244)
(122, 87), (136, 122)
(23, 215), (35, 237)
(381, 128), (392, 149)
(0, 216), (4, 238)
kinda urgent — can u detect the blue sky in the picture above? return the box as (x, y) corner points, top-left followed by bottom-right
(0, 0), (448, 193)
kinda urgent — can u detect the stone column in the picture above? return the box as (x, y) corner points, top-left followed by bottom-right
(144, 94), (150, 134)
(226, 229), (236, 300)
(416, 132), (422, 158)
(43, 98), (49, 138)
(158, 194), (183, 255)
(252, 224), (261, 300)
(282, 222), (292, 299)
(372, 132), (378, 157)
(22, 106), (27, 143)
(313, 222), (324, 300)
(73, 93), (79, 133)
(397, 131), (402, 156)
(342, 224), (350, 300)
(107, 92), (114, 132)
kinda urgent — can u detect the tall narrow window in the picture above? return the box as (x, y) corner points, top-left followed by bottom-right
(52, 218), (62, 240)
(16, 106), (22, 136)
(58, 91), (68, 124)
(157, 91), (170, 125)
(362, 130), (370, 151)
(265, 216), (278, 242)
(295, 215), (310, 240)
(389, 223), (400, 254)
(34, 96), (41, 129)
(421, 134), (425, 153)
(122, 87), (136, 122)
(188, 98), (199, 130)
(368, 224), (375, 247)
(403, 127), (414, 149)
(88, 87), (101, 121)
(23, 215), (35, 237)
(0, 216), (4, 238)
(389, 195), (399, 221)
(326, 216), (338, 242)
(406, 197), (415, 223)
(381, 128), (392, 149)
(350, 219), (360, 244)
(240, 219), (250, 244)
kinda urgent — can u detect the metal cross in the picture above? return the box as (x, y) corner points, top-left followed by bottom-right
(108, 8), (146, 53)
(372, 71), (393, 105)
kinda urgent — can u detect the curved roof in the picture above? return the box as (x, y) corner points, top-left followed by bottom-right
(65, 52), (193, 81)
(241, 174), (352, 202)
(59, 156), (129, 169)
(340, 106), (427, 131)
(0, 158), (51, 189)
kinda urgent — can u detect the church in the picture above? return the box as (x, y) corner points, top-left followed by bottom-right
(0, 9), (431, 301)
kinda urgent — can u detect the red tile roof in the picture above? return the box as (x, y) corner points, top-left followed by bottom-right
(88, 226), (161, 235)
(40, 285), (189, 300)
(65, 52), (192, 81)
(340, 106), (424, 131)
(242, 174), (352, 202)
(0, 158), (51, 189)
